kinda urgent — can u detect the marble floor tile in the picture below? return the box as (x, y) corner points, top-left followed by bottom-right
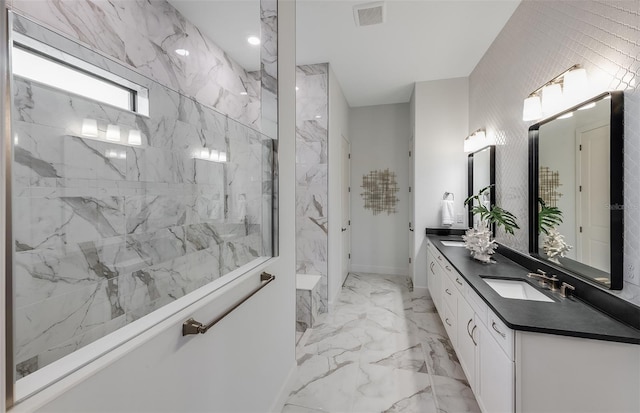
(431, 375), (481, 413)
(283, 273), (479, 413)
(421, 336), (467, 380)
(351, 363), (435, 413)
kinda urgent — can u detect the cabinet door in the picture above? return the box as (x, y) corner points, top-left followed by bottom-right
(427, 250), (441, 311)
(457, 296), (477, 391)
(477, 321), (514, 413)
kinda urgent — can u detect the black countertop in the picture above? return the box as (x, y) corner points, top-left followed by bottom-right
(427, 235), (640, 345)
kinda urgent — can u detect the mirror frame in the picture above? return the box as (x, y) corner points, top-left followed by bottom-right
(528, 91), (624, 290)
(468, 145), (496, 233)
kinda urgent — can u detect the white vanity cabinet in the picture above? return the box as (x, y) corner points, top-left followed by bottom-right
(425, 238), (640, 413)
(427, 239), (515, 413)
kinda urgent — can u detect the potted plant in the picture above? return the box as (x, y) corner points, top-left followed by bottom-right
(538, 198), (571, 262)
(463, 185), (519, 263)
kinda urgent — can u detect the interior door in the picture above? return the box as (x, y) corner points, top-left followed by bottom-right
(576, 122), (610, 272)
(341, 136), (351, 284)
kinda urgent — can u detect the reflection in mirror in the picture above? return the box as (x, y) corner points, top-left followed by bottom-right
(529, 91), (623, 289)
(468, 146), (496, 231)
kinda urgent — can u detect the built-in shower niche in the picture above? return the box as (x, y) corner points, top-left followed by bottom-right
(11, 13), (274, 380)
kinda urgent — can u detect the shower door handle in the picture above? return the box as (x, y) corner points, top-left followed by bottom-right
(183, 272), (275, 336)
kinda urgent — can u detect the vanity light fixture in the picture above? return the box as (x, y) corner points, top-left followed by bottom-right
(106, 124), (121, 142)
(247, 36), (260, 46)
(464, 128), (494, 153)
(194, 148), (228, 163)
(522, 64), (588, 122)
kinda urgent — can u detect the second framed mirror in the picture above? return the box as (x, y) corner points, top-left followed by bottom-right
(467, 145), (496, 233)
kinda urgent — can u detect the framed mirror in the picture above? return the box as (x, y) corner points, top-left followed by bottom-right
(468, 145), (496, 232)
(528, 91), (623, 289)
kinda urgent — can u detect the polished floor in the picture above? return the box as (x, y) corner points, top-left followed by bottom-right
(283, 272), (481, 413)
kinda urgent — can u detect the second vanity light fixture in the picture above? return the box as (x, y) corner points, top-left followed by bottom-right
(522, 64), (588, 121)
(81, 118), (143, 146)
(464, 128), (495, 153)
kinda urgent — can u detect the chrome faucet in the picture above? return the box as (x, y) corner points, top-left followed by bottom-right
(561, 282), (576, 298)
(527, 269), (560, 291)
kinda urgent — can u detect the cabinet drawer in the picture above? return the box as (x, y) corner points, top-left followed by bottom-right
(442, 274), (457, 313)
(442, 300), (457, 347)
(488, 311), (514, 361)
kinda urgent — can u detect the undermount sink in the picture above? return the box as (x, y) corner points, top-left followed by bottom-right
(483, 278), (554, 302)
(441, 240), (466, 247)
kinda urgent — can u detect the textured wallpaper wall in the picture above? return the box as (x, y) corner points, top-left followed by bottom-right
(469, 0), (640, 306)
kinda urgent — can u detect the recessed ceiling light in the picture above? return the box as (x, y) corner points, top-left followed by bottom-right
(175, 49), (190, 56)
(247, 36), (261, 46)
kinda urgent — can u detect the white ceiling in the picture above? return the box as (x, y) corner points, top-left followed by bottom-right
(168, 0), (521, 107)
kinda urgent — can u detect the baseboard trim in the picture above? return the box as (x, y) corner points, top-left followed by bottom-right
(350, 264), (408, 276)
(269, 361), (297, 412)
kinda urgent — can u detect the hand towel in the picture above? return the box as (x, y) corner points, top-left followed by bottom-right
(442, 199), (455, 226)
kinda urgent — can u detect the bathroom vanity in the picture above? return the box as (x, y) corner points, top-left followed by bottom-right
(426, 235), (640, 413)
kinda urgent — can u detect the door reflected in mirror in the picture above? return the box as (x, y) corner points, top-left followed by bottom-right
(529, 91), (623, 289)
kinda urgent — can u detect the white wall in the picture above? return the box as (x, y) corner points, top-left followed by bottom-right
(327, 65), (350, 305)
(469, 0), (640, 306)
(9, 1), (297, 412)
(412, 78), (469, 288)
(349, 103), (410, 276)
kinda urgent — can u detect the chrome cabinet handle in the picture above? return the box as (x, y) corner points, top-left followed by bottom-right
(445, 288), (452, 296)
(455, 277), (463, 286)
(437, 256), (442, 261)
(471, 325), (478, 346)
(445, 265), (452, 272)
(466, 318), (473, 337)
(492, 321), (506, 338)
(445, 318), (452, 327)
(430, 262), (435, 274)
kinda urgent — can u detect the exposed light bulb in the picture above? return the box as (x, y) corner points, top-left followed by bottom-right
(522, 96), (542, 121)
(563, 68), (588, 105)
(541, 84), (563, 115)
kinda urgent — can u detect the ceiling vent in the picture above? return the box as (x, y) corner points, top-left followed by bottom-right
(353, 2), (386, 27)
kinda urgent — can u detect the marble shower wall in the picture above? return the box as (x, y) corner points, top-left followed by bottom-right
(296, 64), (329, 313)
(9, 0), (261, 129)
(469, 0), (640, 306)
(11, 5), (275, 378)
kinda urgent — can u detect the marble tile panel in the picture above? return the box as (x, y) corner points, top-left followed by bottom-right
(296, 289), (312, 332)
(14, 236), (128, 308)
(15, 279), (121, 363)
(12, 1), (261, 127)
(125, 226), (188, 269)
(281, 404), (325, 413)
(125, 195), (187, 235)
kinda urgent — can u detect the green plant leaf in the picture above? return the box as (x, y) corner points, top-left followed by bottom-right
(538, 197), (563, 235)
